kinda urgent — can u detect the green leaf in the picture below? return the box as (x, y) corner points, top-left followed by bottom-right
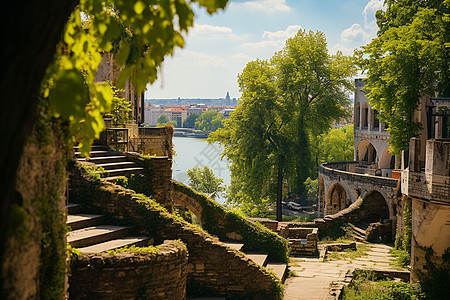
(48, 69), (89, 119)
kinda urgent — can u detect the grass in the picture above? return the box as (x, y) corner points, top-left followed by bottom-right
(318, 237), (356, 245)
(325, 243), (371, 261)
(389, 248), (411, 269)
(342, 271), (425, 300)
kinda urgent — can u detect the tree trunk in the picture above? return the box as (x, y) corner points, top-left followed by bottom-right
(295, 114), (310, 195)
(0, 0), (78, 270)
(276, 157), (284, 222)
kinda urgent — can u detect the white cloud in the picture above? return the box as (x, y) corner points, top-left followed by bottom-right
(231, 0), (291, 13)
(363, 0), (385, 26)
(262, 25), (301, 40)
(179, 50), (228, 68)
(190, 24), (233, 38)
(341, 24), (371, 43)
(330, 43), (355, 56)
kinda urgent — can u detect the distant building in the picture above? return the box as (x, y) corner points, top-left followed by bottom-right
(164, 106), (188, 127)
(144, 104), (164, 126)
(225, 92), (231, 106)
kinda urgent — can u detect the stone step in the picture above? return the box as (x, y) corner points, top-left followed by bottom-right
(246, 253), (268, 267)
(77, 155), (128, 164)
(67, 203), (82, 214)
(95, 161), (139, 170)
(67, 214), (104, 230)
(77, 236), (154, 253)
(75, 150), (118, 158)
(352, 226), (366, 235)
(266, 262), (288, 282)
(73, 145), (107, 151)
(67, 225), (129, 248)
(222, 242), (244, 251)
(102, 167), (145, 177)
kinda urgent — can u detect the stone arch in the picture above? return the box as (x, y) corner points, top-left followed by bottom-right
(379, 147), (395, 169)
(326, 183), (347, 215)
(361, 102), (369, 128)
(363, 191), (390, 220)
(357, 139), (377, 163)
(372, 109), (380, 129)
(355, 102), (360, 128)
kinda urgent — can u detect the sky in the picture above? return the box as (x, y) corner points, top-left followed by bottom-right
(145, 0), (385, 99)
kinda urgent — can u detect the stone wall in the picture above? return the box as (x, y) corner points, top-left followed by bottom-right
(282, 228), (318, 256)
(68, 168), (282, 298)
(124, 152), (173, 207)
(69, 240), (188, 300)
(129, 126), (174, 157)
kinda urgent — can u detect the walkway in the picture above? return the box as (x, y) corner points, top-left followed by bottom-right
(284, 243), (408, 300)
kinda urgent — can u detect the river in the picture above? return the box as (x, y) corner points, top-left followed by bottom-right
(172, 137), (230, 204)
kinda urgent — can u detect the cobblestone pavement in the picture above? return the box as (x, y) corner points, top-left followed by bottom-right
(284, 243), (408, 300)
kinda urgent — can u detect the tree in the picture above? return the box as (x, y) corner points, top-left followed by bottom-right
(195, 110), (224, 132)
(210, 30), (355, 220)
(157, 113), (170, 124)
(314, 124), (354, 166)
(360, 0), (450, 154)
(1, 0), (228, 297)
(183, 112), (200, 128)
(157, 113), (177, 127)
(187, 166), (225, 199)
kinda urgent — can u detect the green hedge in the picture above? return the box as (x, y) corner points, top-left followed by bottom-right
(172, 181), (289, 263)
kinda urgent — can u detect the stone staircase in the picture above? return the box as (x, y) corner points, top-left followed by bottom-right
(351, 219), (378, 241)
(67, 202), (153, 253)
(222, 242), (288, 282)
(74, 145), (144, 180)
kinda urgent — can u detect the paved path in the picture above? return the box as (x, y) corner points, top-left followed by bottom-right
(284, 243), (408, 300)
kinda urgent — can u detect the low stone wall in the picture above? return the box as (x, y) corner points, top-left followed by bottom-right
(69, 166), (283, 299)
(249, 218), (279, 232)
(324, 242), (357, 252)
(366, 221), (392, 242)
(282, 228), (318, 256)
(69, 240), (188, 299)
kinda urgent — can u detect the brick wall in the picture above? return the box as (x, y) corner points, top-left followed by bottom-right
(69, 240), (188, 299)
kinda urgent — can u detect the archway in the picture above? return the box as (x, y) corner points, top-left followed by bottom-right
(357, 140), (377, 164)
(363, 191), (389, 220)
(355, 102), (360, 128)
(326, 183), (347, 215)
(379, 147), (395, 169)
(372, 109), (380, 129)
(361, 102), (369, 128)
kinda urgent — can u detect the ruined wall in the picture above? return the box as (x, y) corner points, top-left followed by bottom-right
(68, 168), (283, 298)
(1, 105), (69, 300)
(69, 240), (188, 299)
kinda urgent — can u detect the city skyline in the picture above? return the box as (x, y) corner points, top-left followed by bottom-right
(146, 0), (384, 99)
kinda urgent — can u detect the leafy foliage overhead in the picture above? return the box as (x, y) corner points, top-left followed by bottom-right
(360, 0), (450, 154)
(42, 0), (228, 155)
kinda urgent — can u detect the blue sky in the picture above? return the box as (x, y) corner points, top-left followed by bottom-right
(146, 0), (385, 99)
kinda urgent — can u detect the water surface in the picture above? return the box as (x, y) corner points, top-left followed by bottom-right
(172, 137), (230, 204)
